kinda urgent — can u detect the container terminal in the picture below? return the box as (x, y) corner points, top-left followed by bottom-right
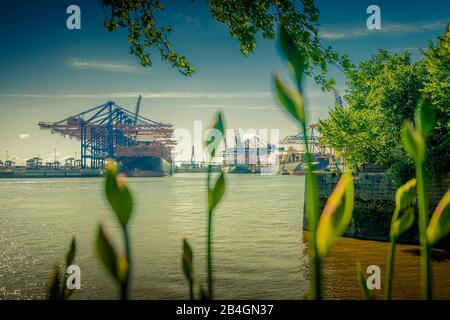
(0, 95), (341, 178)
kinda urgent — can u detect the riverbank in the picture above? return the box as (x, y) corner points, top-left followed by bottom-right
(0, 168), (102, 178)
(304, 172), (450, 246)
(307, 233), (450, 299)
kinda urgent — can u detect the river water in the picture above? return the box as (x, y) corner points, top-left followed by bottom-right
(0, 174), (449, 299)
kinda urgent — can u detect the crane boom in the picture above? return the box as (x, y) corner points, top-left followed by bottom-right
(134, 94), (142, 125)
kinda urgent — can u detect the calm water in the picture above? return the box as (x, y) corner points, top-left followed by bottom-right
(0, 174), (308, 299)
(1, 174), (449, 300)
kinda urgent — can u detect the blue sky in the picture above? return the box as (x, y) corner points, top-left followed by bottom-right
(0, 0), (448, 163)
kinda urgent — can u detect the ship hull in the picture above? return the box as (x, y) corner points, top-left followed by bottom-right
(281, 162), (303, 175)
(119, 156), (173, 177)
(227, 165), (254, 174)
(281, 157), (330, 175)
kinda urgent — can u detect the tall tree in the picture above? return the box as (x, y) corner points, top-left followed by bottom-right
(101, 0), (351, 89)
(318, 25), (449, 183)
(421, 24), (450, 176)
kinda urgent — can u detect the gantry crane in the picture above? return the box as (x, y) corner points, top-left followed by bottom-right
(38, 98), (174, 169)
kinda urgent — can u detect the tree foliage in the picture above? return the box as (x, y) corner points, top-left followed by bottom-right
(318, 104), (399, 171)
(318, 25), (450, 183)
(101, 0), (352, 89)
(345, 49), (425, 126)
(102, 0), (194, 76)
(421, 24), (450, 176)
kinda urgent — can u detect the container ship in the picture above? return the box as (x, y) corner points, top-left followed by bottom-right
(279, 123), (337, 175)
(115, 143), (173, 177)
(38, 96), (175, 177)
(280, 150), (332, 175)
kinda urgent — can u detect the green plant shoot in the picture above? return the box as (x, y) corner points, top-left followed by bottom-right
(356, 262), (375, 300)
(275, 27), (354, 299)
(204, 112), (226, 300)
(385, 179), (416, 299)
(179, 112), (226, 300)
(182, 238), (194, 300)
(48, 237), (77, 300)
(427, 188), (450, 247)
(97, 161), (134, 299)
(400, 98), (436, 299)
(275, 26), (321, 299)
(316, 173), (354, 258)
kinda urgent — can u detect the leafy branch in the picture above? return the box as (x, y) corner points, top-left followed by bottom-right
(101, 0), (352, 88)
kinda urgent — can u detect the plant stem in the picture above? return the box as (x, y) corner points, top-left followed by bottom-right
(207, 210), (213, 299)
(312, 252), (322, 300)
(307, 168), (321, 299)
(189, 280), (194, 300)
(122, 227), (131, 300)
(416, 163), (431, 300)
(385, 238), (396, 300)
(301, 122), (321, 299)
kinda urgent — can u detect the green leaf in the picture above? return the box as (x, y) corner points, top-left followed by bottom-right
(401, 121), (425, 163)
(414, 98), (436, 140)
(316, 173), (354, 258)
(204, 112), (225, 158)
(427, 188), (450, 246)
(279, 27), (305, 86)
(356, 262), (375, 300)
(274, 73), (305, 126)
(105, 161), (133, 229)
(305, 170), (319, 232)
(65, 237), (76, 266)
(208, 171), (226, 213)
(391, 207), (415, 239)
(392, 179), (417, 222)
(96, 224), (127, 283)
(182, 238), (194, 283)
(47, 266), (62, 300)
(390, 179), (416, 240)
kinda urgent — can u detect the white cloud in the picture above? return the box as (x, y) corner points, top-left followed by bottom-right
(175, 13), (202, 28)
(19, 134), (30, 140)
(320, 20), (446, 40)
(0, 91), (272, 99)
(182, 103), (274, 110)
(127, 91), (272, 99)
(0, 88), (333, 100)
(69, 58), (144, 73)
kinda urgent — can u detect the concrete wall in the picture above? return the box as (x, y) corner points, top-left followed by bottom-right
(304, 172), (450, 245)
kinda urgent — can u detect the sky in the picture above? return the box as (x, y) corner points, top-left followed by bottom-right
(0, 0), (448, 163)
